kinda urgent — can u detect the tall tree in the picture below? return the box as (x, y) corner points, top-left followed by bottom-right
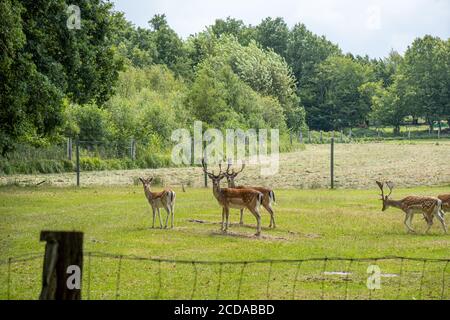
(148, 14), (186, 73)
(255, 17), (289, 57)
(0, 0), (122, 154)
(286, 23), (341, 91)
(209, 17), (255, 45)
(399, 35), (450, 130)
(308, 56), (374, 130)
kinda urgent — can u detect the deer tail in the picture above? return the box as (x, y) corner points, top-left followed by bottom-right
(269, 190), (275, 203)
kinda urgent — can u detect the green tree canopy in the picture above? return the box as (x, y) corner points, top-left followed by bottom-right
(307, 56), (374, 130)
(0, 0), (122, 154)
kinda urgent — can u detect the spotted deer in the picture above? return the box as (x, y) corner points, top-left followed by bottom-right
(438, 194), (450, 213)
(202, 159), (263, 236)
(376, 181), (447, 234)
(223, 161), (276, 228)
(139, 177), (176, 229)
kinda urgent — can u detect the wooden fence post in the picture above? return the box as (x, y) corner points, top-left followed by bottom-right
(308, 130), (311, 144)
(39, 231), (83, 300)
(299, 131), (303, 144)
(320, 131), (323, 144)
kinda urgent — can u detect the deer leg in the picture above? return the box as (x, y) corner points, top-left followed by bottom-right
(163, 205), (170, 229)
(425, 212), (433, 234)
(221, 207), (225, 232)
(264, 204), (276, 228)
(157, 208), (163, 229)
(151, 207), (156, 228)
(170, 204), (175, 229)
(404, 212), (415, 233)
(239, 209), (244, 225)
(435, 210), (448, 234)
(249, 207), (262, 237)
(224, 207), (230, 232)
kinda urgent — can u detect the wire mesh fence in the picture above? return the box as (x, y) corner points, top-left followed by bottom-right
(0, 253), (448, 300)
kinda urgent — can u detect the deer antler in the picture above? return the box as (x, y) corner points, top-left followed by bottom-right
(201, 158), (210, 174)
(376, 181), (384, 199)
(202, 158), (224, 178)
(234, 161), (245, 175)
(225, 158), (233, 175)
(386, 181), (394, 198)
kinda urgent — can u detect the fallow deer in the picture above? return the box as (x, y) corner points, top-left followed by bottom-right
(376, 181), (447, 234)
(202, 159), (264, 236)
(223, 162), (276, 228)
(438, 194), (450, 213)
(139, 177), (176, 229)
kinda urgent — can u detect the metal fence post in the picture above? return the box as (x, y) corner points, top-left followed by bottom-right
(299, 131), (303, 144)
(320, 131), (323, 144)
(39, 231), (83, 300)
(204, 162), (208, 188)
(76, 140), (80, 187)
(330, 137), (335, 189)
(203, 148), (208, 188)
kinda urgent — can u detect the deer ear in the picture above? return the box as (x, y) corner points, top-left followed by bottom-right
(139, 177), (145, 184)
(148, 177), (153, 183)
(376, 181), (383, 189)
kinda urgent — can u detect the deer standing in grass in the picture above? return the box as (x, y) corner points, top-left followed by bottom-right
(438, 194), (450, 213)
(223, 161), (276, 228)
(376, 181), (447, 234)
(202, 159), (264, 236)
(139, 177), (176, 229)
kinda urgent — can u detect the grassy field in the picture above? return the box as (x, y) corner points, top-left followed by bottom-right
(2, 141), (449, 189)
(0, 184), (449, 299)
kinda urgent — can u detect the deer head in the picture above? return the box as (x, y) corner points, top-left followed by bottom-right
(201, 158), (225, 189)
(376, 180), (394, 211)
(223, 159), (245, 188)
(139, 177), (153, 188)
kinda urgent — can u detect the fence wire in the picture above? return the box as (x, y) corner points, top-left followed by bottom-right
(1, 253), (449, 300)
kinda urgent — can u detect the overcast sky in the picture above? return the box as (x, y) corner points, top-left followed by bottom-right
(111, 0), (449, 58)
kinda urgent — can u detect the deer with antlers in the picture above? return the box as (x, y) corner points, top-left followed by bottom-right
(202, 159), (263, 236)
(223, 161), (276, 228)
(376, 181), (447, 234)
(139, 177), (176, 229)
